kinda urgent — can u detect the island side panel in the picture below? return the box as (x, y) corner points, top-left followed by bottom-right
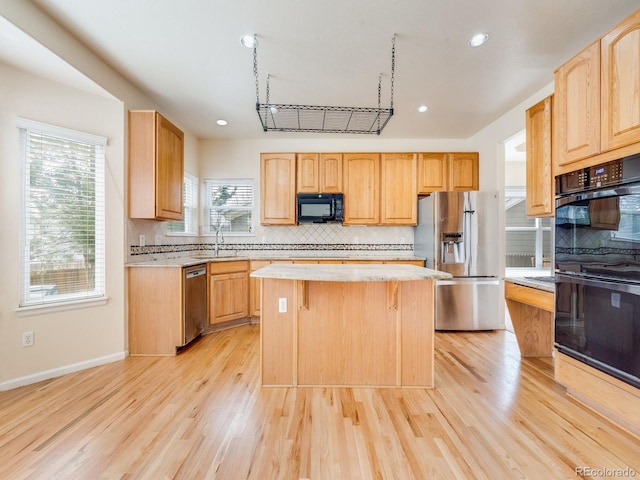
(260, 278), (295, 386)
(400, 279), (434, 387)
(297, 281), (397, 387)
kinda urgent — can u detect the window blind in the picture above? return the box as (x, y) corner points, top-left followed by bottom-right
(167, 174), (198, 235)
(204, 179), (254, 235)
(18, 118), (106, 306)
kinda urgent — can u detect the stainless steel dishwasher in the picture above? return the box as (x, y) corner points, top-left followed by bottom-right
(183, 264), (207, 346)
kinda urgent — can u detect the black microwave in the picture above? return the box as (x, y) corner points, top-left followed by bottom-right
(297, 193), (344, 223)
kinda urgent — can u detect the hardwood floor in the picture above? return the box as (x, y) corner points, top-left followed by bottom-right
(1, 325), (638, 479)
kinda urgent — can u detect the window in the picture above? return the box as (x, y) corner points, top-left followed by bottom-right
(505, 188), (552, 269)
(18, 118), (106, 307)
(166, 174), (198, 235)
(203, 179), (253, 235)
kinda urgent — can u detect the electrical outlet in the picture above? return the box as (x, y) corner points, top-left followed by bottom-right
(22, 331), (34, 348)
(352, 236), (359, 245)
(278, 297), (287, 313)
(139, 235), (145, 247)
(262, 236), (267, 244)
(400, 236), (406, 244)
(155, 234), (162, 246)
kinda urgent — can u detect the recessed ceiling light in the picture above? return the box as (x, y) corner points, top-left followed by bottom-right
(418, 105), (429, 113)
(240, 34), (258, 48)
(216, 119), (228, 126)
(468, 33), (489, 47)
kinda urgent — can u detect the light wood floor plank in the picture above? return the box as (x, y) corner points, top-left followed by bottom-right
(1, 325), (639, 479)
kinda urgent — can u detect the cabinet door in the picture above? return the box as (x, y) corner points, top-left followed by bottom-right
(601, 10), (640, 152)
(128, 110), (184, 220)
(417, 153), (448, 194)
(554, 41), (601, 168)
(449, 153), (479, 191)
(261, 153), (296, 225)
(343, 153), (380, 225)
(380, 153), (417, 225)
(209, 272), (249, 324)
(250, 260), (270, 316)
(526, 96), (554, 217)
(319, 153), (343, 192)
(296, 153), (319, 193)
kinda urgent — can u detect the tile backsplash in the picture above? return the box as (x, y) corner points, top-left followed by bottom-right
(127, 219), (415, 261)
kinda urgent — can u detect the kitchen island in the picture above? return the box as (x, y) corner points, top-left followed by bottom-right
(251, 264), (451, 388)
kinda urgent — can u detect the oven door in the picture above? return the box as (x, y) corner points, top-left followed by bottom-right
(555, 272), (640, 388)
(555, 184), (640, 279)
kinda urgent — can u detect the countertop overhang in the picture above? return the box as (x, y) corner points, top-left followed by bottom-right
(126, 255), (426, 268)
(250, 263), (451, 282)
(504, 276), (555, 293)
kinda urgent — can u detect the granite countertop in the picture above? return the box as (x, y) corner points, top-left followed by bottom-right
(126, 255), (425, 268)
(505, 276), (555, 293)
(250, 263), (451, 282)
(125, 255), (249, 267)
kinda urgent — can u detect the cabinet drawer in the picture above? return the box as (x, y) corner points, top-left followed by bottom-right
(208, 260), (249, 275)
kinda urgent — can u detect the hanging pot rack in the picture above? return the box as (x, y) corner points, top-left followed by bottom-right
(251, 34), (396, 135)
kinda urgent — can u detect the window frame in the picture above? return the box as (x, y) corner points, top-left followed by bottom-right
(166, 173), (199, 236)
(202, 178), (254, 236)
(17, 118), (107, 312)
(505, 187), (552, 270)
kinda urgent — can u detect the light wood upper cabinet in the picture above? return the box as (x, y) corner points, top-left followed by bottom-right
(261, 153), (296, 225)
(343, 153), (380, 225)
(417, 153), (448, 193)
(554, 41), (601, 170)
(319, 153), (343, 192)
(296, 153), (319, 193)
(601, 9), (640, 153)
(417, 152), (478, 193)
(449, 153), (479, 191)
(128, 110), (184, 220)
(380, 153), (417, 225)
(296, 153), (343, 193)
(526, 96), (554, 217)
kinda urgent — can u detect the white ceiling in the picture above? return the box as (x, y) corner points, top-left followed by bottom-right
(4, 0), (640, 140)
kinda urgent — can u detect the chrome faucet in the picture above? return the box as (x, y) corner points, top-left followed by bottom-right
(214, 219), (224, 257)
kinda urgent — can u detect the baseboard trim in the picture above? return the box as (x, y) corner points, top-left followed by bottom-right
(0, 351), (128, 392)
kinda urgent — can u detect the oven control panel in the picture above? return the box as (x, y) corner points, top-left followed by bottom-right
(557, 169), (588, 194)
(589, 160), (623, 188)
(556, 153), (640, 196)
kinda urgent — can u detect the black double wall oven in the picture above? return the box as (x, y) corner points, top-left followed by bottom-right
(555, 154), (640, 389)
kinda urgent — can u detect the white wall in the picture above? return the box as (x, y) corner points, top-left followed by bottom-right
(0, 63), (126, 389)
(0, 1), (200, 389)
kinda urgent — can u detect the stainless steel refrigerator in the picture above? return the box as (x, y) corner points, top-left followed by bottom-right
(414, 191), (501, 330)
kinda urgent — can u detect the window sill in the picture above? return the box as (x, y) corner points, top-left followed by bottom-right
(16, 296), (109, 317)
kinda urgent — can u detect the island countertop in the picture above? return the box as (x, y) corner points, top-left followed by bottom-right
(250, 263), (452, 282)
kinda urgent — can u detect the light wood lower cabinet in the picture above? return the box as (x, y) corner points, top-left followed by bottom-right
(555, 351), (640, 437)
(250, 260), (271, 316)
(261, 278), (434, 387)
(128, 266), (183, 356)
(209, 261), (249, 325)
(504, 281), (554, 357)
